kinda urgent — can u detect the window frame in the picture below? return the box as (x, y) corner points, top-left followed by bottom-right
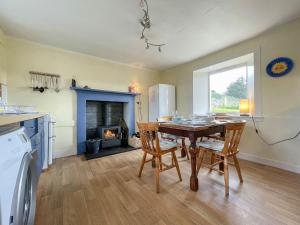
(193, 48), (261, 116)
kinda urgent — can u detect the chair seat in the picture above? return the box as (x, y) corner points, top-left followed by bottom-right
(197, 140), (224, 152)
(159, 140), (178, 151)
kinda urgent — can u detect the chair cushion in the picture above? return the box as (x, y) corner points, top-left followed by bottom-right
(196, 140), (224, 152)
(159, 140), (178, 151)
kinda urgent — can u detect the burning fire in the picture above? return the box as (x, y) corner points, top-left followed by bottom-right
(104, 130), (116, 139)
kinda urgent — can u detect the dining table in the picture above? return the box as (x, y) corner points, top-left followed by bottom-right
(158, 120), (228, 192)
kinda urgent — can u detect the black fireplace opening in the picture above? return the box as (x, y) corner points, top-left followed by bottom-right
(86, 101), (130, 153)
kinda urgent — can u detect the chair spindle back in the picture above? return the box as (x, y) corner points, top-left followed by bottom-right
(222, 121), (246, 156)
(137, 122), (161, 155)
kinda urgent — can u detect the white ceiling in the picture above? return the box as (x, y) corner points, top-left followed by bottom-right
(1, 0), (300, 70)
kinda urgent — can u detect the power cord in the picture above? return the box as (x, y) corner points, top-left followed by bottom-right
(251, 115), (300, 146)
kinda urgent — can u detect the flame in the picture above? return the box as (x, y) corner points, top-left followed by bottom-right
(104, 130), (116, 139)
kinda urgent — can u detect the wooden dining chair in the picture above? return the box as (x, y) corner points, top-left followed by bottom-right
(137, 122), (182, 193)
(157, 116), (189, 160)
(196, 121), (246, 196)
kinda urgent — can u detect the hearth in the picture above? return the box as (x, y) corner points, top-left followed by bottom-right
(97, 126), (121, 148)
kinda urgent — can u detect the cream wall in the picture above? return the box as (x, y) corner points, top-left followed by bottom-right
(2, 17), (300, 172)
(161, 18), (300, 173)
(6, 37), (160, 158)
(0, 28), (7, 84)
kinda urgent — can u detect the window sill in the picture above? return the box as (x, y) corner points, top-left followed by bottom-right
(213, 114), (264, 122)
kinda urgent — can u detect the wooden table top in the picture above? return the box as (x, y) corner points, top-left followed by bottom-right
(159, 120), (233, 131)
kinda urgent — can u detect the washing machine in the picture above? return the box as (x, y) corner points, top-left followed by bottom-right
(0, 127), (38, 225)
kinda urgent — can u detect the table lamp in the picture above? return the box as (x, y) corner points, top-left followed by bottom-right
(239, 99), (249, 116)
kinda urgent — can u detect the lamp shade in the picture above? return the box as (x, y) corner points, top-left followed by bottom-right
(239, 99), (249, 115)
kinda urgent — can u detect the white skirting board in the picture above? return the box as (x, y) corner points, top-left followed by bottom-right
(53, 149), (76, 159)
(238, 152), (300, 174)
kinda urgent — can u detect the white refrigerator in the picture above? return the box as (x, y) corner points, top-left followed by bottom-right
(148, 84), (176, 122)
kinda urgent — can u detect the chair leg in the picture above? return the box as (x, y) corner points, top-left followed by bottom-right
(155, 156), (160, 193)
(233, 155), (243, 183)
(171, 155), (175, 166)
(209, 152), (216, 173)
(196, 149), (205, 175)
(172, 151), (182, 182)
(138, 152), (147, 177)
(224, 157), (229, 196)
(159, 156), (163, 171)
(151, 156), (156, 168)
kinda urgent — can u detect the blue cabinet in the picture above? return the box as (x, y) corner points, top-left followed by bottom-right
(21, 117), (45, 177)
(22, 119), (38, 138)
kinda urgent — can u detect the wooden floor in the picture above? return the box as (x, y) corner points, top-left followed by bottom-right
(35, 150), (300, 225)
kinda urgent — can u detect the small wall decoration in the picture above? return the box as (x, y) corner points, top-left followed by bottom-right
(128, 81), (139, 93)
(266, 57), (294, 78)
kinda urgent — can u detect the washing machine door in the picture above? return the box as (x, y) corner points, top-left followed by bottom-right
(10, 150), (38, 225)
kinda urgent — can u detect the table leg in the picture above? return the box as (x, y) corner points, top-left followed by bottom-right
(189, 136), (198, 191)
(181, 138), (186, 158)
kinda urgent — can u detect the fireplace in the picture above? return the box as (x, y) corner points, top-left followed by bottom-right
(73, 87), (137, 155)
(97, 126), (121, 148)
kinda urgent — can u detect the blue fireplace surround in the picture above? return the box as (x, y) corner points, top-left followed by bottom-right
(72, 87), (139, 155)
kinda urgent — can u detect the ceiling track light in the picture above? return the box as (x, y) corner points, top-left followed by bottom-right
(145, 39), (165, 52)
(139, 0), (165, 53)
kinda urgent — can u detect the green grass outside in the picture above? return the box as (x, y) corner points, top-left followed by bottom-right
(212, 107), (239, 113)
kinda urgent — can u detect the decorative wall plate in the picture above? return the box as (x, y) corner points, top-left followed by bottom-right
(266, 57), (294, 78)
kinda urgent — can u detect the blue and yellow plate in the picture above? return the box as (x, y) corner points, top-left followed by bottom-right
(266, 57), (294, 78)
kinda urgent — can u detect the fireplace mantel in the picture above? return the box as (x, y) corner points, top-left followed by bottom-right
(71, 87), (138, 154)
(70, 87), (141, 96)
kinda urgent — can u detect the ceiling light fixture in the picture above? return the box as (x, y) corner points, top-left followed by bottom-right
(139, 0), (165, 52)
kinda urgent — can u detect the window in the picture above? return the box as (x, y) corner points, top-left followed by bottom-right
(193, 52), (260, 115)
(209, 65), (247, 113)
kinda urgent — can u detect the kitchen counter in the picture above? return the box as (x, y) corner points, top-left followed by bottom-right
(0, 113), (46, 126)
